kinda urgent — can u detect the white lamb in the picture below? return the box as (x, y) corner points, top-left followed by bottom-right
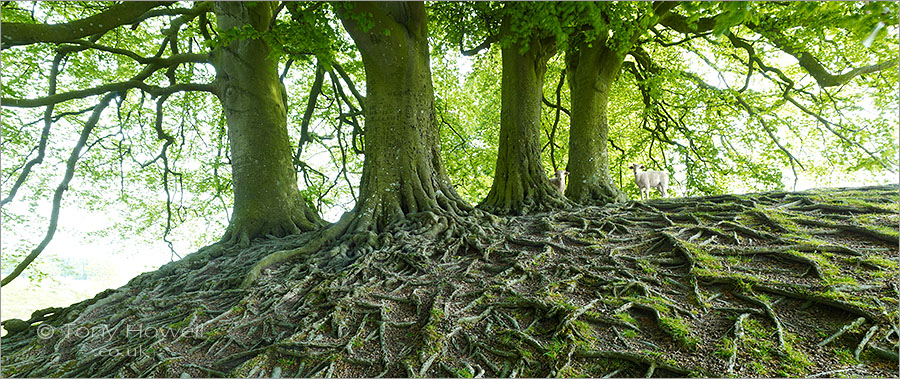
(548, 169), (568, 194)
(629, 164), (668, 200)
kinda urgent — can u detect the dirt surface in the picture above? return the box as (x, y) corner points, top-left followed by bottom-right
(2, 185), (898, 378)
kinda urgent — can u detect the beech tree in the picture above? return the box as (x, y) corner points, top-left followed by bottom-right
(332, 2), (475, 231)
(1, 1), (490, 285)
(3, 1), (896, 284)
(561, 2), (673, 204)
(1, 2), (337, 285)
(2, 2), (899, 378)
(436, 2), (896, 206)
(213, 2), (326, 245)
(476, 4), (570, 215)
(242, 1), (488, 278)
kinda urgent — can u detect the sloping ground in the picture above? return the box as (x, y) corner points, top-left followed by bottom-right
(2, 185), (898, 378)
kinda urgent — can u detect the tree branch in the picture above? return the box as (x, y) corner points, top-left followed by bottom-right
(657, 12), (722, 35)
(152, 94), (182, 261)
(2, 53), (211, 108)
(541, 95), (571, 118)
(1, 2), (171, 48)
(676, 68), (806, 172)
(545, 68), (566, 170)
(332, 62), (366, 112)
(327, 70), (364, 155)
(746, 19), (898, 87)
(723, 32), (895, 172)
(461, 34), (498, 56)
(296, 60), (326, 162)
(1, 92), (118, 287)
(1, 50), (65, 206)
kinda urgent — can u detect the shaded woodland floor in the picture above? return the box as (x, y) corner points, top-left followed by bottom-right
(2, 185), (898, 377)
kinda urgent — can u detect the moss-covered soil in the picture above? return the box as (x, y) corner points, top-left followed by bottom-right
(2, 185), (898, 377)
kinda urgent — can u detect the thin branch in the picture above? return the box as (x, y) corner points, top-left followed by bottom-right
(331, 84), (358, 204)
(608, 138), (626, 189)
(541, 95), (571, 118)
(649, 26), (711, 47)
(723, 32), (894, 172)
(296, 60), (326, 162)
(2, 53), (211, 108)
(747, 19), (898, 87)
(327, 70), (364, 155)
(132, 2), (212, 25)
(22, 106), (96, 127)
(332, 62), (366, 112)
(152, 94), (182, 261)
(784, 94), (895, 172)
(1, 50), (65, 206)
(460, 34), (498, 56)
(437, 103), (467, 152)
(1, 92), (118, 287)
(280, 58), (294, 81)
(676, 67), (807, 171)
(546, 68), (566, 171)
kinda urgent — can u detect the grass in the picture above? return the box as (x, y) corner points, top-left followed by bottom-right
(735, 318), (811, 377)
(714, 337), (736, 359)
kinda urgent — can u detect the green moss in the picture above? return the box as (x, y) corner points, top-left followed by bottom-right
(691, 247), (724, 270)
(454, 366), (474, 378)
(749, 361), (771, 376)
(833, 347), (859, 366)
(841, 197), (898, 212)
(733, 318), (811, 376)
(275, 357), (296, 367)
(780, 334), (812, 376)
(636, 258), (657, 274)
(759, 208), (799, 230)
(660, 316), (699, 350)
(204, 327), (226, 340)
(615, 312), (637, 325)
(863, 255), (899, 270)
(556, 364), (588, 378)
(544, 338), (568, 360)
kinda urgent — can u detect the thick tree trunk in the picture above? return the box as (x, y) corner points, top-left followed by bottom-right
(564, 36), (628, 205)
(212, 2), (325, 245)
(336, 2), (472, 232)
(478, 20), (567, 215)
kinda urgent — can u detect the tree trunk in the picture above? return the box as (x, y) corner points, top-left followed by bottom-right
(564, 35), (628, 205)
(335, 2), (472, 232)
(478, 20), (567, 215)
(212, 2), (325, 246)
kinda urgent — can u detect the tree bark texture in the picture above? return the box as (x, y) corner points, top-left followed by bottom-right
(336, 2), (472, 232)
(213, 2), (325, 245)
(478, 20), (567, 215)
(564, 35), (628, 205)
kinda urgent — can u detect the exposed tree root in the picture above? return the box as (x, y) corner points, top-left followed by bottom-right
(2, 185), (897, 377)
(219, 202), (327, 247)
(565, 180), (628, 206)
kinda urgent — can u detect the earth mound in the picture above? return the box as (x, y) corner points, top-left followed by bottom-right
(2, 185), (898, 377)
